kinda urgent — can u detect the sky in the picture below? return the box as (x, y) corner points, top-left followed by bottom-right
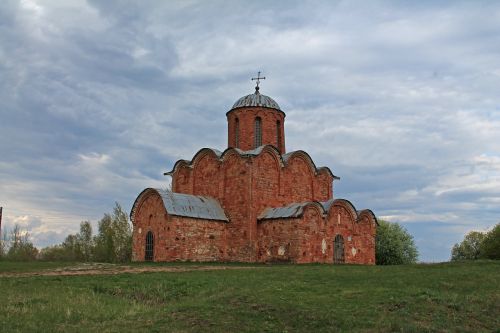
(1, 0), (500, 262)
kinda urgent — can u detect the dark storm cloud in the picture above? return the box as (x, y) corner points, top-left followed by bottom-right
(1, 0), (499, 260)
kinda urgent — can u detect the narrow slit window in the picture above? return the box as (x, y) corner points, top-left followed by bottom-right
(254, 117), (262, 148)
(235, 118), (240, 148)
(276, 120), (281, 150)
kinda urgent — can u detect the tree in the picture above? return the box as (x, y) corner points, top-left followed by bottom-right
(40, 221), (95, 261)
(6, 224), (38, 261)
(93, 203), (132, 263)
(376, 220), (418, 265)
(76, 221), (93, 261)
(451, 231), (485, 261)
(479, 223), (500, 260)
(0, 230), (8, 259)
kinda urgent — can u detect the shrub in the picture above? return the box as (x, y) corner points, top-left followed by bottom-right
(479, 223), (500, 260)
(376, 220), (418, 265)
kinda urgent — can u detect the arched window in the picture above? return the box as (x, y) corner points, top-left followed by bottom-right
(334, 234), (344, 264)
(254, 117), (262, 148)
(145, 231), (154, 261)
(276, 120), (281, 150)
(235, 118), (240, 148)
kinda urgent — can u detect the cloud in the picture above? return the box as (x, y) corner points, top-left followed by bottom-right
(1, 1), (500, 261)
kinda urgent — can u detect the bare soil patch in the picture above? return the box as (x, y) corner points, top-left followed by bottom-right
(0, 263), (258, 277)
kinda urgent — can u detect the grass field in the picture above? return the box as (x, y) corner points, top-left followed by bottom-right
(0, 261), (498, 332)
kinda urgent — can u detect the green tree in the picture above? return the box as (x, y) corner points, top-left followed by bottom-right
(376, 220), (418, 265)
(40, 222), (94, 261)
(451, 231), (485, 261)
(39, 245), (70, 261)
(479, 223), (500, 260)
(93, 203), (132, 263)
(77, 221), (93, 261)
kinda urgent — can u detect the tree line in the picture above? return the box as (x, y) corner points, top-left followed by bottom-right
(0, 203), (132, 263)
(451, 223), (500, 261)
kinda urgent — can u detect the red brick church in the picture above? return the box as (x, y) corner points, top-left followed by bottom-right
(131, 75), (378, 264)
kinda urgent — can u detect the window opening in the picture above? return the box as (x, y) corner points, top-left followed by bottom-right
(276, 120), (281, 150)
(145, 231), (154, 261)
(254, 117), (262, 148)
(235, 118), (240, 148)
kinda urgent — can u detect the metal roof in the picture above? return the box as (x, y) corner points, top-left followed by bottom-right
(258, 199), (378, 225)
(258, 202), (312, 220)
(131, 188), (228, 222)
(231, 91), (281, 111)
(158, 190), (228, 222)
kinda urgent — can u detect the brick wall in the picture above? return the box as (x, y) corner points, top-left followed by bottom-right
(227, 107), (286, 153)
(132, 190), (227, 262)
(257, 204), (377, 265)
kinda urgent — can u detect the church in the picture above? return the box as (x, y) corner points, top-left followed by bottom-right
(130, 74), (378, 264)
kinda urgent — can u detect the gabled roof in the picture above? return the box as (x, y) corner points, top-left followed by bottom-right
(131, 188), (228, 223)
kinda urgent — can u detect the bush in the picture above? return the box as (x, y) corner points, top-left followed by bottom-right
(39, 203), (132, 263)
(376, 220), (418, 265)
(479, 224), (500, 260)
(451, 231), (484, 261)
(5, 225), (38, 261)
(451, 223), (500, 261)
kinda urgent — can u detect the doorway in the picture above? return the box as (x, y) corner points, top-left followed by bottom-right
(334, 234), (344, 264)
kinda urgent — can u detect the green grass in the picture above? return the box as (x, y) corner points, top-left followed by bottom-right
(0, 261), (79, 273)
(0, 261), (499, 332)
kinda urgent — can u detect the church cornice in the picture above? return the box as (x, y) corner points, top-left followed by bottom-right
(163, 145), (340, 180)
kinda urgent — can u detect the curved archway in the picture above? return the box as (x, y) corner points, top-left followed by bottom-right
(145, 231), (154, 261)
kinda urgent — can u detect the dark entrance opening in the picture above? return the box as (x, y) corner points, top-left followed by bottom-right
(145, 231), (154, 261)
(334, 234), (345, 264)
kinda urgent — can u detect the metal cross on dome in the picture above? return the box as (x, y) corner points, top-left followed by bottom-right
(251, 71), (266, 91)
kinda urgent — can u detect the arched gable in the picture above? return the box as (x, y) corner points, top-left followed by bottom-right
(282, 151), (316, 177)
(192, 150), (221, 198)
(173, 163), (193, 193)
(357, 209), (379, 226)
(254, 147), (281, 170)
(302, 203), (325, 221)
(130, 188), (166, 225)
(191, 148), (222, 169)
(282, 151), (338, 179)
(324, 199), (359, 223)
(131, 188), (228, 224)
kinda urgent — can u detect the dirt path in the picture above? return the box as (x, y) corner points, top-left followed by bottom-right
(0, 263), (259, 277)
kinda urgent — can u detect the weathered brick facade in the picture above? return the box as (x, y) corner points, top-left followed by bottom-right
(131, 86), (377, 264)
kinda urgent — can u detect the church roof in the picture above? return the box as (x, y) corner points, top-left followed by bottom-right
(231, 90), (281, 111)
(131, 188), (229, 222)
(257, 202), (313, 220)
(258, 199), (378, 225)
